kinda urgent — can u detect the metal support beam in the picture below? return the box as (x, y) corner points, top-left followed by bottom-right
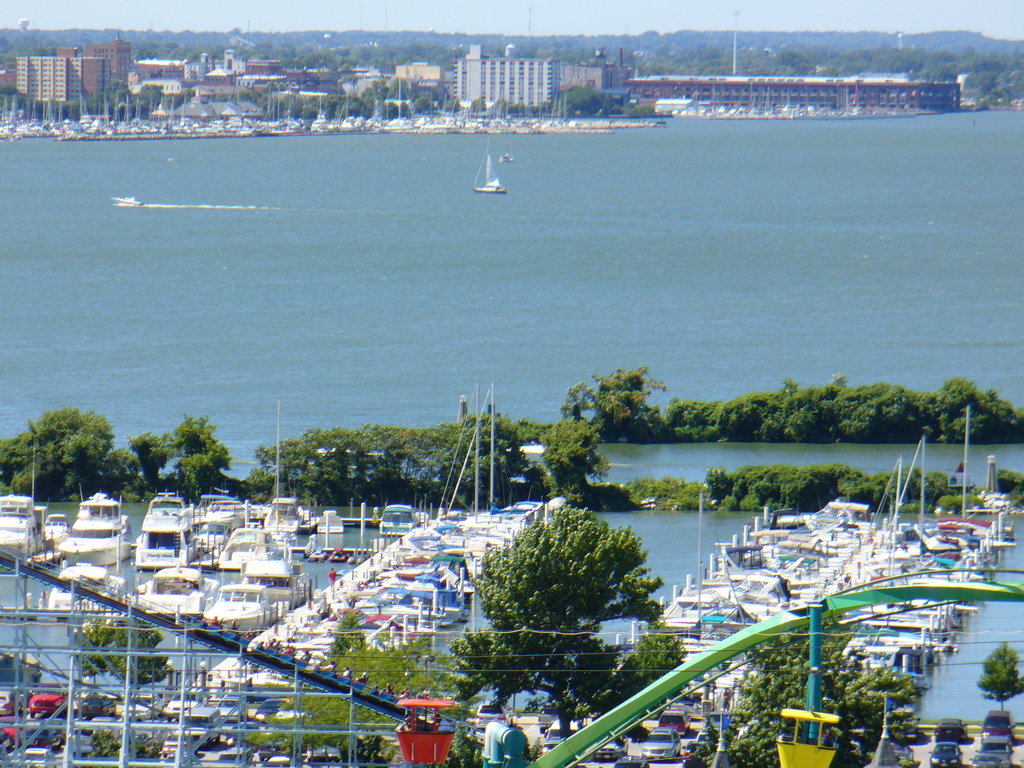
(805, 601), (823, 713)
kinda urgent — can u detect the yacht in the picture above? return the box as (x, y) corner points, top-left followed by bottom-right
(240, 550), (310, 611)
(47, 564), (128, 612)
(0, 495), (45, 555)
(111, 196), (143, 207)
(135, 567), (218, 617)
(379, 504), (418, 536)
(202, 583), (281, 631)
(217, 527), (287, 571)
(135, 493), (197, 570)
(58, 493), (131, 566)
(43, 513), (71, 547)
(263, 497), (302, 539)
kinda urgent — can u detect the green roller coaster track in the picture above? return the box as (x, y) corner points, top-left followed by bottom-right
(530, 570), (1024, 768)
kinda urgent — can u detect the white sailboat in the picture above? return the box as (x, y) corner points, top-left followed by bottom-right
(473, 150), (507, 195)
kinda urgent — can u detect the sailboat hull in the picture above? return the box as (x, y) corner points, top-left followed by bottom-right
(473, 186), (507, 194)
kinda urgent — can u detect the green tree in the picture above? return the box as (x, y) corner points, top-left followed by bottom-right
(166, 415), (231, 502)
(129, 431), (172, 491)
(978, 642), (1024, 706)
(566, 367), (667, 442)
(542, 420), (608, 505)
(449, 507), (663, 735)
(81, 619), (169, 685)
(0, 408), (123, 500)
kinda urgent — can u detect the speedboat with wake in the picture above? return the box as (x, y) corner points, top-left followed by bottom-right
(111, 196), (144, 207)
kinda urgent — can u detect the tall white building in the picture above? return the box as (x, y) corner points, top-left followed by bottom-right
(454, 44), (559, 108)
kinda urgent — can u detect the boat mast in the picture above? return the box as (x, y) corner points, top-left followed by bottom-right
(488, 383), (496, 509)
(962, 404), (971, 514)
(919, 434), (926, 528)
(473, 383), (481, 516)
(695, 489), (704, 627)
(275, 400), (281, 501)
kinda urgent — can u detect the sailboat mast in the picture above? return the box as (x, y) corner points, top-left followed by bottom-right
(473, 383), (481, 515)
(489, 383), (496, 508)
(919, 434), (926, 528)
(962, 404), (971, 514)
(275, 400), (281, 500)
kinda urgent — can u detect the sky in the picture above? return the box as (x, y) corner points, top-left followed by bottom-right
(14, 0), (1024, 40)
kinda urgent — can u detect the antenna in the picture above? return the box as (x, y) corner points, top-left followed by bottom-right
(275, 400), (281, 500)
(732, 11), (739, 75)
(528, 5), (532, 35)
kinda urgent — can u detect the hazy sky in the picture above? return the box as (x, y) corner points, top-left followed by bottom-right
(16, 0), (1024, 39)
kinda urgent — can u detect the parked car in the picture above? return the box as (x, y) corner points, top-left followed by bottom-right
(934, 719), (969, 744)
(658, 709), (693, 734)
(641, 727), (682, 760)
(612, 758), (650, 768)
(975, 735), (1013, 768)
(594, 740), (626, 762)
(981, 710), (1014, 740)
(929, 741), (963, 768)
(28, 693), (66, 719)
(78, 693), (117, 719)
(0, 692), (15, 716)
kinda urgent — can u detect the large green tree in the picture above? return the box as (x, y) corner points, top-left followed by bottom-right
(562, 367), (667, 442)
(978, 642), (1024, 706)
(166, 415), (231, 502)
(541, 420), (608, 505)
(449, 507), (666, 735)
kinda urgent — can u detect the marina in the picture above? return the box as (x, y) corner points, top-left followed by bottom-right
(0, 480), (1017, 765)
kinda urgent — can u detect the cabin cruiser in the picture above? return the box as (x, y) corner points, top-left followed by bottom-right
(202, 583), (281, 631)
(217, 527), (288, 571)
(135, 567), (218, 617)
(43, 513), (70, 547)
(263, 497), (303, 539)
(0, 495), (45, 555)
(135, 493), (197, 569)
(47, 564), (127, 612)
(196, 494), (248, 526)
(240, 549), (310, 611)
(379, 504), (418, 536)
(58, 493), (131, 566)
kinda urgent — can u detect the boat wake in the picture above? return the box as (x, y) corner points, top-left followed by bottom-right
(113, 200), (280, 211)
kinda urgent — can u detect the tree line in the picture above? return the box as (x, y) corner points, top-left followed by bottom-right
(563, 368), (1024, 445)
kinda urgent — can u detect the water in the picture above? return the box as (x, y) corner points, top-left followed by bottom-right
(1, 112), (1022, 468)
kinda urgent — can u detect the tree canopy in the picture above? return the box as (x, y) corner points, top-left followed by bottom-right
(449, 507), (671, 733)
(978, 642), (1024, 706)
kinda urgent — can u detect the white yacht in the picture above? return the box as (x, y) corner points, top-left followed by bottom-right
(217, 527), (287, 571)
(263, 497), (302, 538)
(240, 550), (310, 611)
(0, 495), (45, 555)
(58, 493), (131, 566)
(43, 513), (70, 547)
(202, 583), (281, 631)
(379, 504), (418, 536)
(47, 564), (127, 612)
(135, 567), (218, 617)
(135, 493), (197, 569)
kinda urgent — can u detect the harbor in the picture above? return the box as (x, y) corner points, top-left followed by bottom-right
(0, 474), (1019, 766)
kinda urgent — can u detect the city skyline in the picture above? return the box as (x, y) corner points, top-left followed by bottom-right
(12, 0), (1024, 40)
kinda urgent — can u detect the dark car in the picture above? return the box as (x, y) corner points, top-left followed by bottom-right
(612, 758), (650, 768)
(929, 741), (963, 768)
(981, 710), (1014, 740)
(78, 694), (117, 719)
(934, 719), (968, 744)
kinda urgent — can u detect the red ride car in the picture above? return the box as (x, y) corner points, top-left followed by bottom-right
(28, 692), (66, 718)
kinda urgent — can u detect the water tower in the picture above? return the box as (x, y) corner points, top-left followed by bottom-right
(18, 18), (29, 31)
(504, 43), (516, 58)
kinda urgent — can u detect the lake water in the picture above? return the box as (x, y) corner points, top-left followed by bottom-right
(1, 111), (1022, 471)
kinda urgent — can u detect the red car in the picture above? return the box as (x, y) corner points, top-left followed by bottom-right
(28, 692), (66, 719)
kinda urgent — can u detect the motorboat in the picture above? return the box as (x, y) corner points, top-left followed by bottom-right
(135, 566), (218, 617)
(111, 196), (143, 207)
(0, 495), (45, 555)
(263, 497), (303, 539)
(217, 527), (288, 571)
(47, 564), (127, 612)
(196, 494), (248, 526)
(135, 493), (197, 569)
(241, 550), (310, 610)
(58, 493), (131, 566)
(202, 583), (281, 631)
(379, 504), (418, 536)
(43, 513), (70, 547)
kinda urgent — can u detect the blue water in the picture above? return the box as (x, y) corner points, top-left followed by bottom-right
(1, 112), (1022, 468)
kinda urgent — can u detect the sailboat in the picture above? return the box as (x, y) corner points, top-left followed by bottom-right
(473, 151), (507, 195)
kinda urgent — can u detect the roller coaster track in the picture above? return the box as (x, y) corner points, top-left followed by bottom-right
(0, 547), (408, 720)
(532, 570), (1024, 768)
